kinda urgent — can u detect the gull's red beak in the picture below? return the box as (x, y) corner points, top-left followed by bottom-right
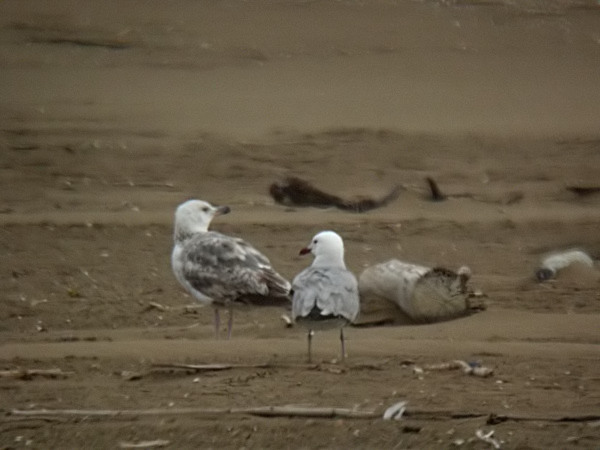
(299, 247), (311, 256)
(215, 205), (231, 216)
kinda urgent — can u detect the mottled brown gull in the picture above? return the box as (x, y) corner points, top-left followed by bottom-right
(291, 231), (359, 362)
(171, 199), (291, 339)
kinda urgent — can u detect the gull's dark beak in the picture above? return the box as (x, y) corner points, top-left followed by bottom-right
(299, 247), (311, 256)
(215, 205), (231, 216)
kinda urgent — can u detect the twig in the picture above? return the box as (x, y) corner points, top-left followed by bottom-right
(119, 440), (170, 449)
(10, 406), (375, 419)
(476, 429), (501, 449)
(0, 368), (74, 380)
(144, 302), (204, 313)
(151, 362), (313, 373)
(425, 177), (446, 201)
(566, 185), (600, 197)
(9, 407), (600, 423)
(419, 360), (494, 377)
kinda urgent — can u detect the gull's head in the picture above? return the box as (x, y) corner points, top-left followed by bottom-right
(300, 230), (346, 268)
(174, 199), (230, 238)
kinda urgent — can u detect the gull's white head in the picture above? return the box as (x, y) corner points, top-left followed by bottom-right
(299, 230), (346, 268)
(174, 199), (230, 240)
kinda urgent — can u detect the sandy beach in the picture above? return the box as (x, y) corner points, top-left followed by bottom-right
(1, 1), (600, 448)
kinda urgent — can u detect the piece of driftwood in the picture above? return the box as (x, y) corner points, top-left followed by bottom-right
(10, 407), (600, 424)
(425, 177), (446, 201)
(424, 176), (523, 205)
(566, 185), (600, 197)
(535, 249), (595, 282)
(151, 363), (280, 372)
(359, 260), (476, 323)
(418, 360), (494, 378)
(119, 440), (170, 449)
(269, 176), (400, 213)
(10, 406), (374, 420)
(144, 302), (204, 313)
(0, 368), (74, 380)
(475, 430), (501, 449)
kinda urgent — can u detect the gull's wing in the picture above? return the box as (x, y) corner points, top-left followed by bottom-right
(292, 266), (359, 322)
(181, 232), (291, 305)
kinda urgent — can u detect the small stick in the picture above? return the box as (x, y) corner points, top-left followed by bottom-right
(10, 407), (600, 423)
(144, 303), (203, 312)
(10, 406), (375, 419)
(150, 362), (314, 372)
(425, 177), (446, 201)
(0, 368), (74, 379)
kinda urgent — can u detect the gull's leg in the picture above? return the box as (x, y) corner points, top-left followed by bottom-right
(226, 307), (234, 340)
(307, 329), (313, 363)
(213, 308), (220, 340)
(340, 327), (346, 362)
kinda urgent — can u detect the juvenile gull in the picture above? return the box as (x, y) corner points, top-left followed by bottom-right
(171, 199), (291, 339)
(292, 231), (360, 362)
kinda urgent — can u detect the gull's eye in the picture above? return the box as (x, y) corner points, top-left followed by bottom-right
(202, 207), (209, 213)
(313, 239), (318, 244)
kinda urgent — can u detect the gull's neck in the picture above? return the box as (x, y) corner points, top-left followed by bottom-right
(312, 252), (346, 269)
(174, 222), (209, 243)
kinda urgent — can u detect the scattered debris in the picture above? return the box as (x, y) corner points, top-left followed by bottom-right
(31, 36), (133, 50)
(425, 177), (446, 201)
(0, 368), (74, 380)
(11, 406), (600, 423)
(119, 370), (143, 381)
(11, 406), (376, 420)
(417, 360), (494, 378)
(423, 176), (523, 205)
(269, 176), (400, 213)
(475, 429), (502, 449)
(146, 301), (169, 312)
(119, 440), (170, 449)
(144, 302), (204, 313)
(151, 362), (310, 373)
(566, 185), (600, 197)
(281, 314), (293, 328)
(383, 401), (408, 420)
(535, 249), (595, 282)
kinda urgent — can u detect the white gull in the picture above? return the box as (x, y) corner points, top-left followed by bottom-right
(292, 230), (360, 362)
(171, 199), (291, 339)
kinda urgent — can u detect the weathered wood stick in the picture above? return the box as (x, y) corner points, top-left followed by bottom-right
(151, 363), (277, 372)
(0, 368), (74, 379)
(9, 407), (600, 423)
(10, 406), (375, 419)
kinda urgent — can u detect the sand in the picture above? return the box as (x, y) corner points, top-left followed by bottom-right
(1, 0), (600, 448)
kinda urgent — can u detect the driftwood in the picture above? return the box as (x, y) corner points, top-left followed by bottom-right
(0, 368), (74, 380)
(119, 440), (170, 449)
(358, 260), (475, 323)
(535, 249), (594, 282)
(150, 362), (384, 374)
(9, 406), (374, 420)
(424, 176), (523, 205)
(9, 406), (600, 424)
(425, 177), (446, 201)
(144, 302), (203, 313)
(269, 176), (400, 213)
(417, 360), (494, 378)
(151, 362), (291, 372)
(566, 185), (600, 197)
(475, 430), (501, 449)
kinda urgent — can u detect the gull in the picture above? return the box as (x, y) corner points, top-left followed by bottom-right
(292, 230), (360, 362)
(171, 199), (291, 339)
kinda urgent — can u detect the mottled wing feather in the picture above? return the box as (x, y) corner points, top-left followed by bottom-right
(292, 267), (359, 322)
(181, 232), (290, 305)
